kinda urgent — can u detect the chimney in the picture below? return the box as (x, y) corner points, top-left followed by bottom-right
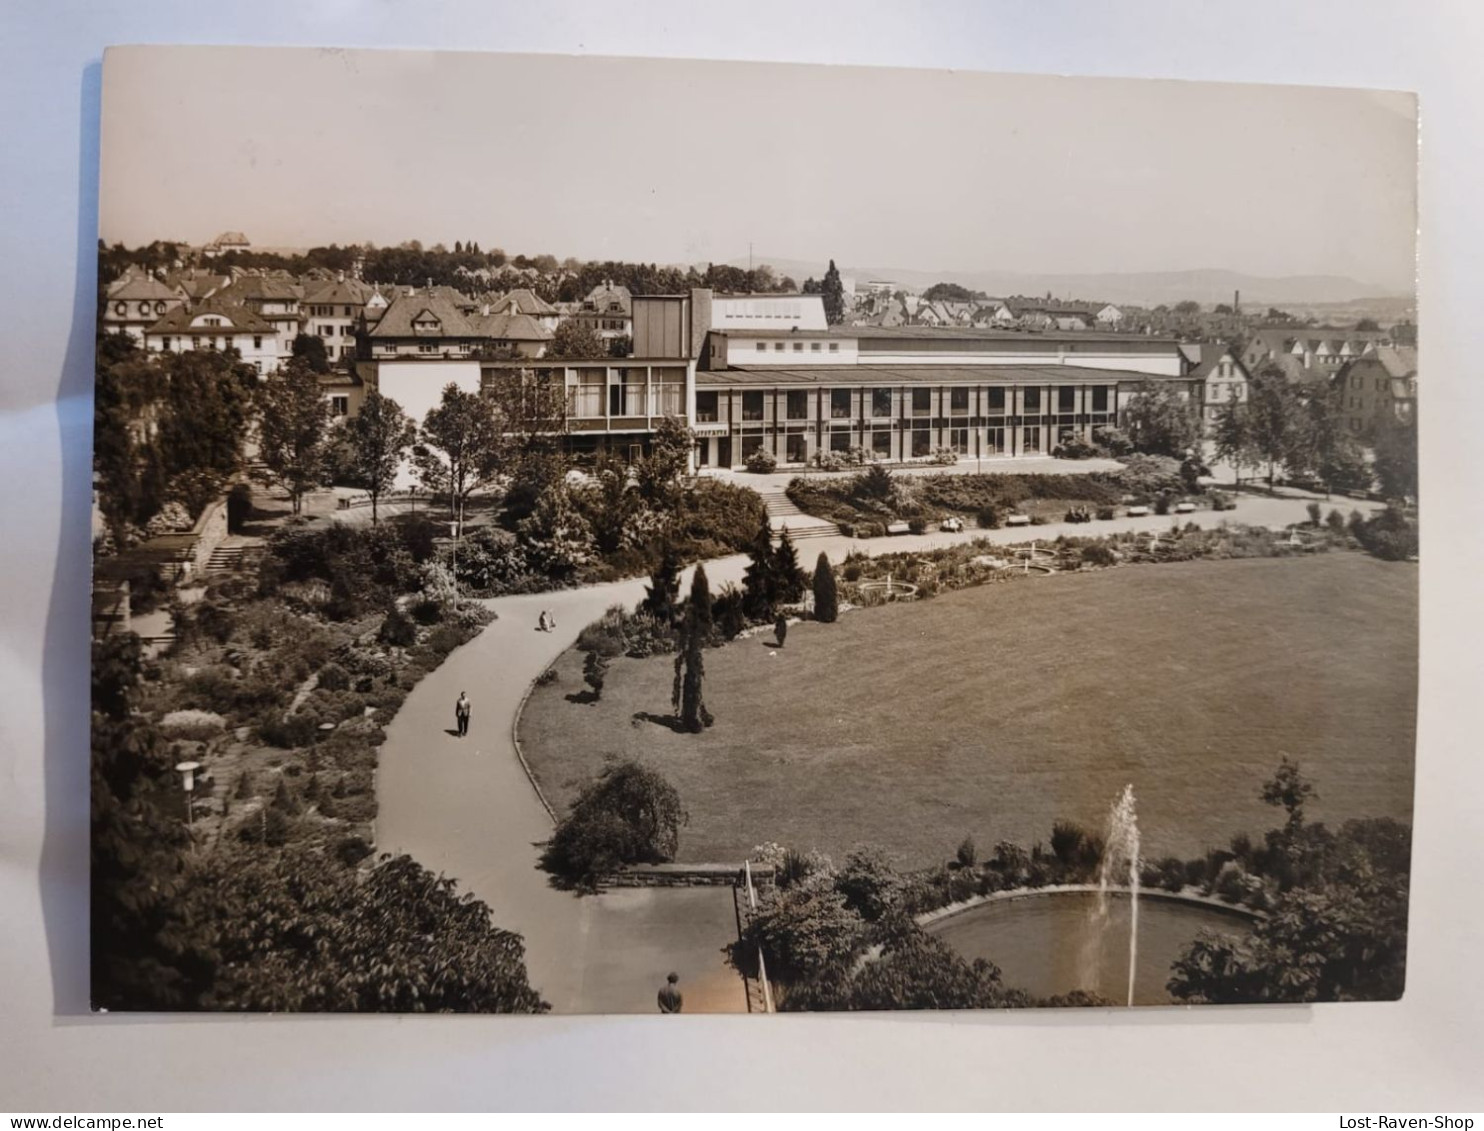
(1234, 289), (1241, 315)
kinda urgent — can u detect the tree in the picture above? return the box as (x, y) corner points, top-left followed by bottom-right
(189, 849), (547, 1012)
(1173, 299), (1202, 315)
(1121, 383), (1201, 458)
(821, 259), (846, 325)
(546, 320), (608, 359)
(540, 760), (688, 885)
(254, 360), (332, 514)
(1354, 318), (1381, 332)
(732, 887), (865, 996)
(290, 332), (331, 374)
(412, 383), (502, 537)
(1211, 397), (1254, 483)
(1287, 385), (1370, 496)
(742, 514), (778, 621)
(1244, 366), (1304, 491)
(834, 847), (903, 922)
(515, 484), (593, 578)
(582, 649), (609, 700)
(1372, 412), (1418, 502)
(786, 920), (1026, 1011)
(688, 560), (714, 640)
(923, 282), (980, 303)
(773, 528), (806, 605)
(91, 634), (215, 1010)
(1262, 757), (1316, 832)
(341, 389), (416, 525)
(634, 415), (695, 508)
(641, 544), (683, 623)
(812, 552), (838, 623)
(672, 566), (715, 733)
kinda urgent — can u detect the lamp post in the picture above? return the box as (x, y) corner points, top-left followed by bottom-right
(174, 760), (201, 845)
(448, 519), (460, 612)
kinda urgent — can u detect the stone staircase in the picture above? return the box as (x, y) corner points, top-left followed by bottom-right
(754, 486), (840, 542)
(205, 541), (265, 574)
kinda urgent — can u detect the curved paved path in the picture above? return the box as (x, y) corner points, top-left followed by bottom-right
(373, 491), (1370, 1012)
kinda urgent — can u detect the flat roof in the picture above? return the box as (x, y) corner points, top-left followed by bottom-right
(696, 364), (1190, 387)
(711, 325), (1181, 346)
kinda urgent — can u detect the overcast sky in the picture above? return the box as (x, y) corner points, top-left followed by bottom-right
(100, 47), (1417, 291)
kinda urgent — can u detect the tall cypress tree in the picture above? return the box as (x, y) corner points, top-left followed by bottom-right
(812, 552), (838, 623)
(689, 562), (714, 640)
(821, 259), (845, 325)
(672, 581), (714, 734)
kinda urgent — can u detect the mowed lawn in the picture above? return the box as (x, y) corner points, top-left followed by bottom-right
(519, 553), (1417, 868)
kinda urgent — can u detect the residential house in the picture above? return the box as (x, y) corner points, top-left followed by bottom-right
(302, 275), (376, 363)
(212, 275), (305, 353)
(1180, 343), (1251, 431)
(142, 300), (282, 374)
(103, 275), (183, 343)
(484, 288), (560, 332)
(569, 280), (634, 341)
(366, 289), (487, 360)
(1333, 346), (1417, 434)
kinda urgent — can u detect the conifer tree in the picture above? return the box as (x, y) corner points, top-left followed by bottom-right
(813, 552), (838, 623)
(642, 543), (683, 623)
(773, 528), (806, 605)
(742, 515), (777, 622)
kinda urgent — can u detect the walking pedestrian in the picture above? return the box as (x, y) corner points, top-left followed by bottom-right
(455, 691), (471, 737)
(657, 972), (683, 1014)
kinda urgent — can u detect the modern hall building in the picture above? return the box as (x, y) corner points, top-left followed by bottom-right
(340, 291), (1206, 470)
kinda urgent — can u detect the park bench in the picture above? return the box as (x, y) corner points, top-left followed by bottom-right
(886, 521), (911, 536)
(1174, 502), (1196, 514)
(1006, 514), (1032, 526)
(1126, 505), (1151, 517)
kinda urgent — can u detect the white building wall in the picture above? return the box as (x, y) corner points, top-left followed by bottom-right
(724, 336), (861, 365)
(711, 294), (828, 331)
(376, 360), (483, 489)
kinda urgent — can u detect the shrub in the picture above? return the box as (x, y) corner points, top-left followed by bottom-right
(258, 711), (320, 749)
(540, 760), (687, 886)
(1153, 493), (1173, 516)
(712, 584), (747, 640)
(334, 835), (374, 867)
(1152, 856), (1187, 893)
(732, 887), (865, 988)
(160, 708), (227, 741)
(316, 662), (351, 692)
(1079, 543), (1117, 567)
(378, 606), (417, 647)
(929, 447), (958, 466)
(1208, 492), (1233, 512)
(226, 482), (254, 533)
(238, 806), (290, 847)
(1326, 508), (1347, 534)
(744, 448), (778, 474)
(833, 846), (902, 922)
(907, 517), (927, 535)
(582, 650), (609, 699)
(534, 668), (558, 687)
(1096, 506), (1117, 521)
(956, 836), (977, 869)
(976, 505), (1001, 530)
(1306, 501), (1322, 527)
(1056, 435), (1104, 460)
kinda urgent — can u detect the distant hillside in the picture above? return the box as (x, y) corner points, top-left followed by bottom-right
(736, 258), (1406, 309)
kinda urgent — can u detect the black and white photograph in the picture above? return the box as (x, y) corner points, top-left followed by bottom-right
(88, 45), (1418, 1016)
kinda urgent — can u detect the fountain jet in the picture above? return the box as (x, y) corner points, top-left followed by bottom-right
(1082, 785), (1142, 1006)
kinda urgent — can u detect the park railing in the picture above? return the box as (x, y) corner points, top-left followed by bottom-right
(744, 860), (774, 1014)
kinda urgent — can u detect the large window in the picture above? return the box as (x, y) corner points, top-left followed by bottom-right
(786, 390), (808, 420)
(911, 388), (931, 416)
(570, 370), (605, 418)
(742, 391), (764, 421)
(1023, 425), (1042, 453)
(741, 434), (765, 460)
(872, 389), (892, 417)
(987, 387), (1006, 413)
(985, 426), (1006, 454)
(830, 389), (851, 419)
(1058, 385), (1076, 413)
(1024, 387), (1042, 413)
(695, 390), (719, 423)
(330, 395), (349, 417)
(786, 433), (808, 463)
(872, 431), (892, 459)
(830, 431), (851, 453)
(912, 428), (932, 457)
(950, 427), (969, 453)
(1092, 386), (1109, 413)
(950, 387), (970, 414)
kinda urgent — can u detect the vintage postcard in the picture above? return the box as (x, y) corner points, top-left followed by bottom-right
(91, 47), (1417, 1013)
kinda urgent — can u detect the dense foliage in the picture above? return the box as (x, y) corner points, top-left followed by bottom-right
(540, 760), (688, 887)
